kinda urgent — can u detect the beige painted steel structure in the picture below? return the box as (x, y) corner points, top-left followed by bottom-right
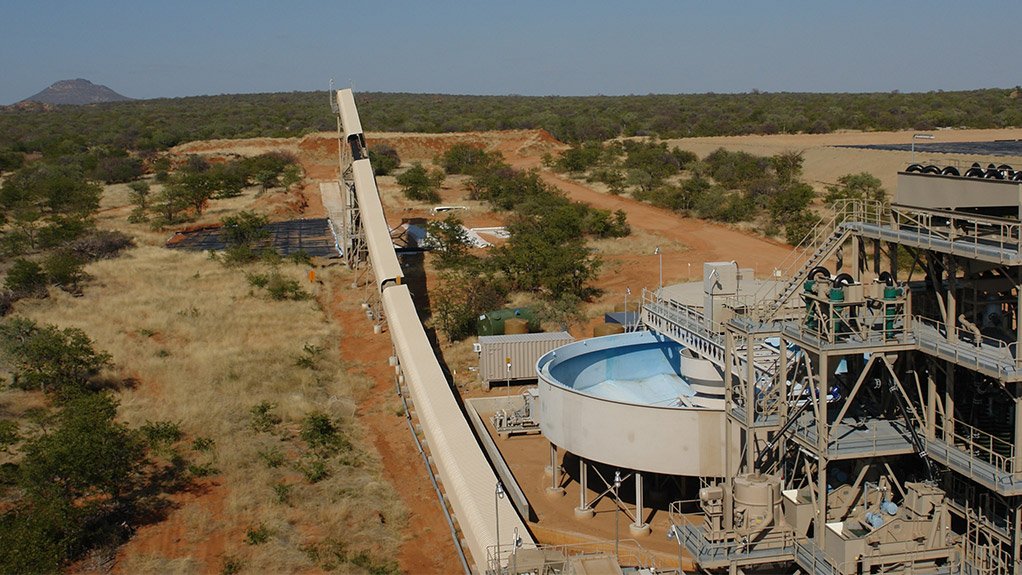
(384, 285), (533, 571)
(335, 88), (366, 160)
(351, 158), (402, 290)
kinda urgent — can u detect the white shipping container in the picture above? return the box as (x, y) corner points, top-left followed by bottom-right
(477, 332), (574, 390)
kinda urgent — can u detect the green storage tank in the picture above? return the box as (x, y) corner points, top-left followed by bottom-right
(477, 308), (539, 336)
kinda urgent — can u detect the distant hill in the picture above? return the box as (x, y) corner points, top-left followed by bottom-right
(21, 79), (132, 105)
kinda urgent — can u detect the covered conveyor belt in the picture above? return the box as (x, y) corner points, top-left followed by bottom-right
(352, 159), (403, 289)
(383, 285), (533, 571)
(332, 88), (535, 572)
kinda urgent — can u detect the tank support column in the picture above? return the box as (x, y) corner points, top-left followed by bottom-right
(629, 471), (651, 535)
(575, 458), (594, 518)
(546, 442), (564, 495)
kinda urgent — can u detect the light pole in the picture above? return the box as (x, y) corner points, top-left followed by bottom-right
(495, 482), (504, 569)
(654, 247), (663, 295)
(613, 470), (622, 560)
(624, 288), (631, 331)
(911, 133), (934, 164)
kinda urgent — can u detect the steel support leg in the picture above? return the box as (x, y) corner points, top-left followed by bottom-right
(629, 471), (651, 535)
(547, 442), (564, 495)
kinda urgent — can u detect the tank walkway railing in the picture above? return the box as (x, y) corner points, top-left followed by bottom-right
(642, 291), (782, 383)
(912, 316), (1022, 381)
(929, 418), (1022, 496)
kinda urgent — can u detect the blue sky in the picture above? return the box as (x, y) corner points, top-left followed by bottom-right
(3, 1), (1021, 104)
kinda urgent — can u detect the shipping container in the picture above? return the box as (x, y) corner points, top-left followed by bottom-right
(475, 331), (574, 390)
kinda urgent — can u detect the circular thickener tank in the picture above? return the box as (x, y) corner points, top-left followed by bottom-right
(537, 331), (728, 476)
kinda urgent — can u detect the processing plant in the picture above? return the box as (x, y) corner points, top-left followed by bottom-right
(329, 86), (1022, 574)
(633, 165), (1022, 574)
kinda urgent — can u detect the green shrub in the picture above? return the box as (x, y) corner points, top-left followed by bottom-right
(43, 250), (86, 293)
(258, 448), (285, 468)
(139, 420), (184, 449)
(250, 401), (282, 433)
(298, 457), (329, 483)
(396, 162), (444, 202)
(272, 482), (292, 504)
(264, 273), (307, 301)
(4, 259), (47, 298)
(368, 145), (401, 176)
(300, 412), (342, 451)
(0, 317), (111, 398)
(245, 524), (271, 545)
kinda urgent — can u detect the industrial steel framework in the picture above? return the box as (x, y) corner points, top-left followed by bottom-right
(658, 172), (1022, 574)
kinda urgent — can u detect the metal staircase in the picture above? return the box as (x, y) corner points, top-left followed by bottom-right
(756, 225), (850, 320)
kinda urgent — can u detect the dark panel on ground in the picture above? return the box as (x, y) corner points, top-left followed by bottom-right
(166, 218), (338, 257)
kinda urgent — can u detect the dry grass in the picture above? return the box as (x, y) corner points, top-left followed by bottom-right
(2, 180), (406, 572)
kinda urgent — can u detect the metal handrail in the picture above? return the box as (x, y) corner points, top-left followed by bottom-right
(485, 539), (657, 574)
(933, 418), (1015, 476)
(913, 316), (1016, 358)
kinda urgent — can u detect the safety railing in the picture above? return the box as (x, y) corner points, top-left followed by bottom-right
(729, 199), (886, 321)
(793, 537), (958, 575)
(789, 416), (914, 456)
(913, 316), (1019, 372)
(934, 418), (1015, 477)
(890, 204), (1022, 252)
(485, 539), (657, 574)
(790, 293), (911, 347)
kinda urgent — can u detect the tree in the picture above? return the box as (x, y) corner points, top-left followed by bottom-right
(368, 145), (400, 176)
(221, 211), (270, 247)
(20, 393), (143, 504)
(92, 156), (143, 184)
(769, 182), (815, 222)
(425, 214), (473, 268)
(220, 211), (270, 263)
(150, 185), (189, 227)
(280, 164), (303, 191)
(0, 317), (112, 398)
(0, 163), (101, 247)
(825, 172), (887, 206)
(4, 259), (47, 298)
(770, 151), (804, 186)
(430, 270), (507, 341)
(396, 162), (444, 203)
(0, 393), (145, 573)
(439, 143), (496, 175)
(0, 150), (25, 174)
(128, 180), (151, 222)
(170, 170), (217, 215)
(43, 250), (86, 293)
